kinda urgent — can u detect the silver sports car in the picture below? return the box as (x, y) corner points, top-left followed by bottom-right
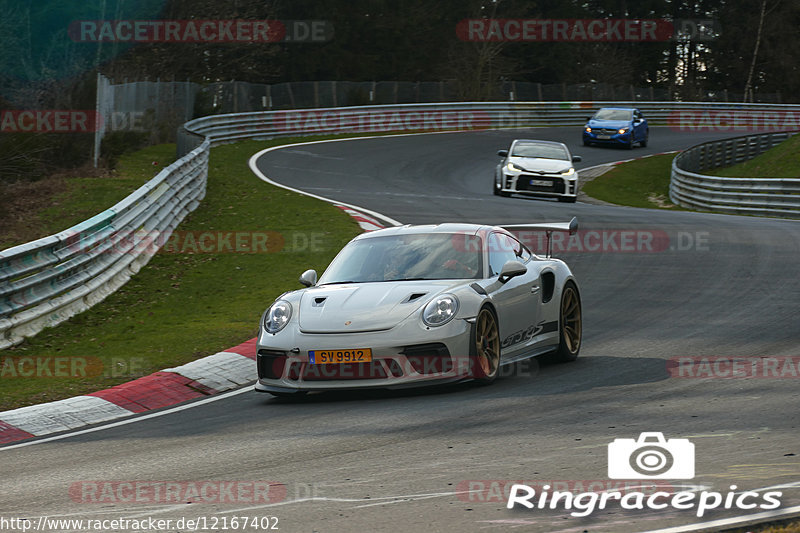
(494, 139), (582, 202)
(255, 221), (582, 396)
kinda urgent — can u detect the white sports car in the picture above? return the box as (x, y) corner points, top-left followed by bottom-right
(255, 221), (582, 396)
(494, 139), (582, 202)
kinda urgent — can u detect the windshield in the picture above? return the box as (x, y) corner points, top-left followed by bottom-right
(511, 143), (569, 160)
(593, 109), (634, 121)
(318, 233), (483, 284)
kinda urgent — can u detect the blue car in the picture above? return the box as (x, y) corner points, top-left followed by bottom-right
(583, 107), (648, 149)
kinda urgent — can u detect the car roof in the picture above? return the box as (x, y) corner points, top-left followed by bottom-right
(512, 139), (567, 147)
(596, 107), (638, 111)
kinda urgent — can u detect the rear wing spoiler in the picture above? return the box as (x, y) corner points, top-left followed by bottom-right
(501, 217), (578, 258)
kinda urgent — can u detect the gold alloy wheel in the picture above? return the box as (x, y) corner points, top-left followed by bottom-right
(475, 308), (500, 380)
(561, 284), (582, 354)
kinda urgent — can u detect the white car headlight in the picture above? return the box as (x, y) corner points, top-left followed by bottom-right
(506, 162), (525, 172)
(264, 300), (292, 334)
(618, 127), (629, 134)
(561, 168), (575, 176)
(422, 294), (459, 327)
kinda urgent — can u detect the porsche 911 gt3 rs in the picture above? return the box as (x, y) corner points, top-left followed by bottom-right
(255, 221), (582, 396)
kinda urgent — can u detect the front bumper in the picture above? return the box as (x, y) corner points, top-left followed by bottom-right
(255, 318), (477, 392)
(496, 172), (578, 199)
(583, 129), (631, 145)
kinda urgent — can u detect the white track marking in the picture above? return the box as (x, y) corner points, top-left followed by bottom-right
(0, 387), (252, 451)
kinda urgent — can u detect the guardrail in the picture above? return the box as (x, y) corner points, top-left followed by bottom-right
(670, 132), (800, 218)
(4, 100), (800, 349)
(0, 140), (209, 349)
(179, 100), (800, 155)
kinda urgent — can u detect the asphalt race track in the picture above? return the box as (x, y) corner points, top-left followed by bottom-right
(3, 127), (799, 533)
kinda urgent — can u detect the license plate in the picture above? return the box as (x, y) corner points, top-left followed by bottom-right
(597, 134), (611, 139)
(530, 179), (552, 187)
(309, 349), (373, 364)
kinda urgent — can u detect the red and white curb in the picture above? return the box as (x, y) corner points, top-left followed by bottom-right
(0, 202), (386, 446)
(0, 338), (256, 445)
(333, 204), (386, 232)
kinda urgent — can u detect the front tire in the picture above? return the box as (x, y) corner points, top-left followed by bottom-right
(553, 281), (582, 362)
(471, 306), (501, 384)
(640, 132), (648, 148)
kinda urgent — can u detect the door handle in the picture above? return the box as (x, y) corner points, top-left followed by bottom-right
(530, 285), (540, 293)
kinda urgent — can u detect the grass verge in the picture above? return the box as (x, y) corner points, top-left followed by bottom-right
(711, 134), (800, 178)
(581, 153), (679, 209)
(0, 145), (175, 250)
(0, 138), (362, 411)
(726, 519), (800, 533)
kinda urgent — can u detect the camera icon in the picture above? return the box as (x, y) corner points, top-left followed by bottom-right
(608, 432), (695, 479)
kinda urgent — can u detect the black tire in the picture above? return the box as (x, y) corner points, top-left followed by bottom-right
(640, 132), (648, 148)
(471, 306), (501, 384)
(626, 136), (634, 150)
(583, 140), (591, 147)
(553, 281), (582, 362)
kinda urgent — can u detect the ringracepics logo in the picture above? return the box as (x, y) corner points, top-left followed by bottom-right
(608, 432), (694, 479)
(506, 432), (783, 517)
(456, 19), (719, 42)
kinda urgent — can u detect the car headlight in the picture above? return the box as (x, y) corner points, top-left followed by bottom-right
(618, 127), (629, 134)
(561, 168), (575, 176)
(585, 127), (592, 133)
(506, 162), (525, 172)
(422, 294), (459, 327)
(263, 300), (292, 334)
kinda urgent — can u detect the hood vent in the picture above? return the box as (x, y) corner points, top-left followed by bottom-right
(312, 297), (327, 307)
(403, 292), (427, 303)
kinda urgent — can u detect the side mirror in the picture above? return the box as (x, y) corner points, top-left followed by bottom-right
(498, 260), (527, 283)
(497, 149), (508, 157)
(299, 269), (317, 287)
(572, 155), (582, 163)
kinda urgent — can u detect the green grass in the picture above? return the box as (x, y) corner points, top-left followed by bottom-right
(726, 519), (800, 533)
(0, 139), (362, 410)
(711, 134), (800, 178)
(581, 154), (679, 209)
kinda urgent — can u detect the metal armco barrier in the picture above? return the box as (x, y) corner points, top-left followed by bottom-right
(178, 101), (800, 154)
(670, 132), (800, 218)
(4, 101), (800, 349)
(0, 140), (209, 349)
